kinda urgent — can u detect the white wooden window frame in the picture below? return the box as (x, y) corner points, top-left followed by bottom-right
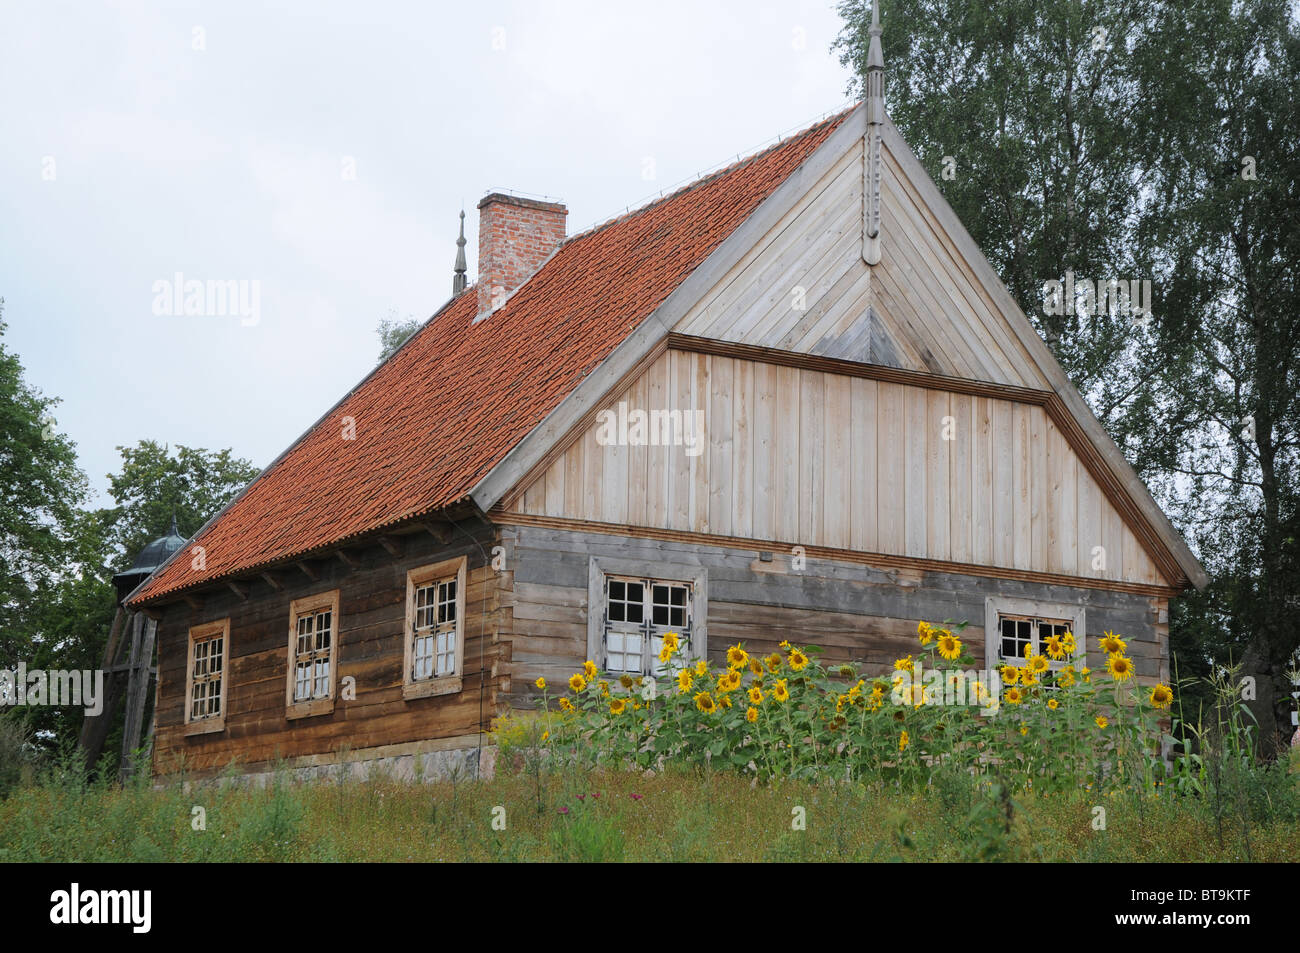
(286, 589), (340, 720)
(404, 556), (467, 700)
(185, 618), (229, 735)
(587, 556), (707, 676)
(984, 595), (1086, 674)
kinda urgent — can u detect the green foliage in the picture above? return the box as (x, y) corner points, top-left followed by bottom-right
(0, 303), (89, 659)
(103, 440), (258, 565)
(376, 313), (421, 362)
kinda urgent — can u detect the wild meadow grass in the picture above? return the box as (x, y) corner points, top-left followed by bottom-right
(0, 754), (1295, 863)
(1, 625), (1295, 863)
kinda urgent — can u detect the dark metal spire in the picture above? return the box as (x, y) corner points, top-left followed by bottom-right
(453, 209), (468, 294)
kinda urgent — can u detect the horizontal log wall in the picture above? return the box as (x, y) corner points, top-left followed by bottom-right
(152, 520), (508, 778)
(501, 523), (1168, 711)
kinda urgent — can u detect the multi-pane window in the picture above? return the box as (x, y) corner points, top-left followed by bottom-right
(603, 575), (692, 675)
(286, 591), (339, 715)
(186, 619), (229, 730)
(412, 575), (457, 680)
(190, 633), (224, 720)
(997, 613), (1073, 668)
(293, 606), (334, 701)
(404, 557), (466, 699)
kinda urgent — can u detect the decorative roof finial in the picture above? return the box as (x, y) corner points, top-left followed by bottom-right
(452, 209), (468, 294)
(168, 512), (179, 537)
(866, 2), (884, 125)
(862, 1), (884, 266)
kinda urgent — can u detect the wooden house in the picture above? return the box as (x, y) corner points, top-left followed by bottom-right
(127, 30), (1206, 781)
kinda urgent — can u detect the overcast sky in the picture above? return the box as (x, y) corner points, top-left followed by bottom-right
(1, 0), (855, 505)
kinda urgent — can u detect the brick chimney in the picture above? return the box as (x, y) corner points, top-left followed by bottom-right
(476, 193), (567, 316)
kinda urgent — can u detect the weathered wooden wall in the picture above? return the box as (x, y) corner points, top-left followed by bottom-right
(508, 349), (1168, 588)
(498, 523), (1168, 711)
(151, 520), (509, 778)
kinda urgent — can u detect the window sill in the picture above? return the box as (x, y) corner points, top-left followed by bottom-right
(286, 697), (335, 720)
(184, 718), (226, 737)
(403, 675), (462, 700)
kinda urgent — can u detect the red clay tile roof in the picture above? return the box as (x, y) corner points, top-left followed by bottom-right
(129, 110), (848, 605)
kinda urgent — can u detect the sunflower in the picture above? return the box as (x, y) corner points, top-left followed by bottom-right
(789, 648), (809, 671)
(745, 706), (759, 723)
(694, 658), (708, 677)
(676, 669), (694, 693)
(1062, 631), (1077, 655)
(1047, 697), (1059, 711)
(1150, 683), (1173, 709)
(1005, 686), (1025, 705)
(694, 691), (716, 714)
(718, 670), (741, 692)
(569, 673), (587, 693)
(836, 694), (848, 713)
(1027, 653), (1050, 675)
(748, 685), (764, 705)
(1081, 666), (1092, 683)
(748, 656), (765, 677)
(894, 654), (915, 672)
(727, 645), (748, 668)
(1099, 631), (1127, 656)
(772, 679), (790, 703)
(559, 697), (575, 712)
(1106, 654), (1135, 681)
(1044, 634), (1066, 660)
(779, 640), (792, 650)
(1057, 665), (1077, 688)
(1019, 668), (1039, 687)
(658, 645), (673, 664)
(1018, 723), (1029, 736)
(1095, 715), (1109, 729)
(839, 664), (854, 677)
(719, 694), (732, 709)
(619, 673), (634, 689)
(917, 621), (935, 645)
(534, 677), (547, 690)
(936, 633), (963, 661)
(582, 659), (598, 681)
(898, 730), (910, 752)
(1000, 665), (1020, 686)
(598, 680), (610, 697)
(609, 698), (627, 715)
(662, 632), (680, 653)
(764, 653), (782, 673)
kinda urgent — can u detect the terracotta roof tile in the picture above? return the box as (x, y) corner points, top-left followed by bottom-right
(129, 110), (848, 605)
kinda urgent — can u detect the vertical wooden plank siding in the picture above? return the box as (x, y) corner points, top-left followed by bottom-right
(511, 351), (1169, 588)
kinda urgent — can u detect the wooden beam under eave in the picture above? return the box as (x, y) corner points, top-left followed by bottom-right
(261, 571), (284, 591)
(297, 561), (320, 581)
(422, 522), (453, 544)
(227, 581), (249, 601)
(377, 535), (403, 557)
(335, 549), (360, 571)
(182, 594), (203, 611)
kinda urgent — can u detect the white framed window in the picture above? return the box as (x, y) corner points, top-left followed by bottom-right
(603, 576), (694, 675)
(185, 618), (229, 735)
(984, 596), (1086, 674)
(587, 557), (707, 676)
(286, 589), (340, 719)
(404, 556), (467, 699)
